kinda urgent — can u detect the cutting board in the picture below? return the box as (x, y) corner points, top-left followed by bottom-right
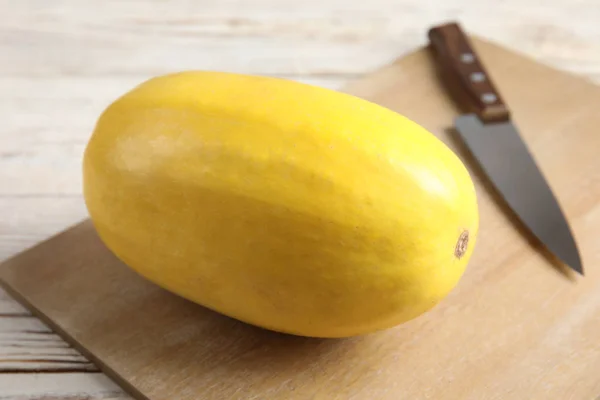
(2, 36), (600, 400)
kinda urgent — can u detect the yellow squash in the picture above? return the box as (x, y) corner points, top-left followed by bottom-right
(83, 71), (479, 338)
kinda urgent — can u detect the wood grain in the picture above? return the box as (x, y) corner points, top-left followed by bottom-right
(0, 373), (127, 399)
(2, 37), (600, 399)
(1, 0), (600, 397)
(1, 287), (98, 373)
(0, 315), (96, 372)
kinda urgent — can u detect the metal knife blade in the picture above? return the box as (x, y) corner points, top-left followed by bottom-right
(427, 22), (583, 275)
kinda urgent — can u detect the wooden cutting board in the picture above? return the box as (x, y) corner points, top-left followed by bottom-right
(2, 36), (600, 400)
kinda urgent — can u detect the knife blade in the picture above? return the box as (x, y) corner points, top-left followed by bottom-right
(427, 22), (583, 275)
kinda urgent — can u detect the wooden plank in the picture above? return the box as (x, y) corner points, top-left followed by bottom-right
(0, 373), (128, 399)
(0, 198), (88, 262)
(1, 0), (599, 80)
(0, 300), (96, 372)
(1, 37), (600, 400)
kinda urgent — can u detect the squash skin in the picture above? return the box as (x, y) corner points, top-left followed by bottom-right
(83, 71), (479, 338)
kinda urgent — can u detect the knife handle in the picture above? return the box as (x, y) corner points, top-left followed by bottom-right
(428, 22), (510, 123)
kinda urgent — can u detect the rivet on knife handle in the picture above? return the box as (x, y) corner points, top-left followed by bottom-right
(428, 22), (510, 123)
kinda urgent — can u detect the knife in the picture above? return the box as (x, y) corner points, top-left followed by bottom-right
(427, 22), (583, 275)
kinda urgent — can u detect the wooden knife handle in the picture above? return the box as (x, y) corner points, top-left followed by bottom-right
(428, 22), (510, 123)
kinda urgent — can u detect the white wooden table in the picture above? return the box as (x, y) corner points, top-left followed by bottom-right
(1, 1), (599, 398)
